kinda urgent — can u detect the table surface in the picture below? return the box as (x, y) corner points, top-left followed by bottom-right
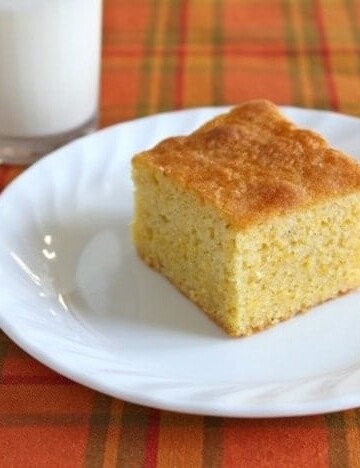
(1, 1), (360, 467)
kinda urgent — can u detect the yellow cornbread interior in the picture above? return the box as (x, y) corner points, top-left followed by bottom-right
(132, 166), (360, 336)
(234, 193), (360, 335)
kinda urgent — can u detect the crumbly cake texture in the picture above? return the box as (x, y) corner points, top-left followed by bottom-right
(131, 100), (360, 336)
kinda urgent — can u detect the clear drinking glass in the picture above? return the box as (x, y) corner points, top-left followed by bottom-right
(0, 0), (102, 165)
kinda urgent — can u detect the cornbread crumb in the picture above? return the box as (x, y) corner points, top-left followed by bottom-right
(131, 100), (360, 336)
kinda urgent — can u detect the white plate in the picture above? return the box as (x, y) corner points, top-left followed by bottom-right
(1, 106), (360, 418)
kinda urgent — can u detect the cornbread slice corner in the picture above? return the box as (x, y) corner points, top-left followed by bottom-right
(131, 100), (360, 336)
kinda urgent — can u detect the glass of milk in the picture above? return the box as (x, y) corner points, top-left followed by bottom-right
(0, 0), (102, 165)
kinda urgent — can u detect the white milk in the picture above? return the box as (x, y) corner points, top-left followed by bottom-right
(0, 0), (102, 137)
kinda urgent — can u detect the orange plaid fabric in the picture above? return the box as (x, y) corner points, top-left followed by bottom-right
(1, 0), (360, 466)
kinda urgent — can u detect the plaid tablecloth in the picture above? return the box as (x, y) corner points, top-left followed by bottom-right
(1, 0), (360, 466)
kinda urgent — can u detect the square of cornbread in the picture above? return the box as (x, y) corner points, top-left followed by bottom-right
(131, 100), (360, 336)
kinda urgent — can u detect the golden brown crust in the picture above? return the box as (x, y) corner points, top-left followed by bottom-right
(132, 100), (360, 229)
